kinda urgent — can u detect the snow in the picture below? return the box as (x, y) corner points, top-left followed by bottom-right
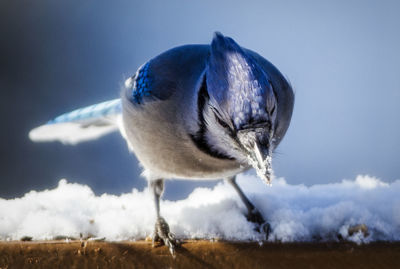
(0, 174), (399, 243)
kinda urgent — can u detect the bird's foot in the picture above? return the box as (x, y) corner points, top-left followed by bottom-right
(152, 217), (179, 257)
(246, 208), (271, 240)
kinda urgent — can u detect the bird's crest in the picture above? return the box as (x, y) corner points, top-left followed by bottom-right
(206, 32), (277, 130)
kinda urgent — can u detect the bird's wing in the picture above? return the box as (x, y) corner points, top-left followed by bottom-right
(125, 45), (209, 106)
(29, 99), (122, 145)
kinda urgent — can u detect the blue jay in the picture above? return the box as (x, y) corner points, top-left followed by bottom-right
(30, 32), (294, 255)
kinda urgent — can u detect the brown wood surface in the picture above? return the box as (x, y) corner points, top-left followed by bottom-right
(0, 240), (399, 269)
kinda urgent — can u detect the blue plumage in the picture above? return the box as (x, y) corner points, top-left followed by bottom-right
(131, 62), (151, 104)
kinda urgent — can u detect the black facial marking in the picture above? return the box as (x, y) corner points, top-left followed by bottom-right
(189, 75), (235, 160)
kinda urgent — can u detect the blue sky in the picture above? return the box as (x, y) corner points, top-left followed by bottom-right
(0, 0), (399, 199)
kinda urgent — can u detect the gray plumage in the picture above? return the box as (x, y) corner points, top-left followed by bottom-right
(30, 32), (294, 255)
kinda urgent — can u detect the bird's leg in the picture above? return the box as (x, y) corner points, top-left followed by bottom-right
(226, 176), (271, 238)
(149, 179), (178, 256)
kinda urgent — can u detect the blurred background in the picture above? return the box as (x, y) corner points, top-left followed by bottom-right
(0, 0), (399, 200)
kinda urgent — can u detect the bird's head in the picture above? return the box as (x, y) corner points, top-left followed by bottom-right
(202, 32), (283, 184)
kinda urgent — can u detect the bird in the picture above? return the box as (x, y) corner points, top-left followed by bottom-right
(29, 32), (294, 255)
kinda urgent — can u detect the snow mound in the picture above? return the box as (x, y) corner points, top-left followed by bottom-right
(1, 174), (399, 243)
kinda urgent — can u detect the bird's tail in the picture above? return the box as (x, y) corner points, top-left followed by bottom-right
(29, 99), (122, 145)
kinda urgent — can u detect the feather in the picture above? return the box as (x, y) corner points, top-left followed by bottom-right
(29, 99), (122, 145)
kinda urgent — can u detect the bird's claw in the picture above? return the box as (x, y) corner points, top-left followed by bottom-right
(247, 208), (271, 240)
(152, 217), (179, 257)
(260, 222), (271, 239)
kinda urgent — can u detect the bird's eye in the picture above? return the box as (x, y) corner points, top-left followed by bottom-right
(212, 111), (236, 137)
(215, 115), (230, 129)
(210, 106), (231, 130)
(270, 104), (276, 115)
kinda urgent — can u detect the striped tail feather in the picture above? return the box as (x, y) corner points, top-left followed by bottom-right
(29, 99), (123, 145)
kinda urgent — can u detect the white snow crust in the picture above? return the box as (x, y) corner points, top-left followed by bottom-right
(1, 174), (399, 243)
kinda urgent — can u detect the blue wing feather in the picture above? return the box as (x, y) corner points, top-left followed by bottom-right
(47, 99), (121, 124)
(130, 62), (151, 104)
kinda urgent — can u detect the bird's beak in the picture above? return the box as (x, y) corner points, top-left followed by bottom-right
(249, 139), (273, 185)
(238, 131), (273, 185)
